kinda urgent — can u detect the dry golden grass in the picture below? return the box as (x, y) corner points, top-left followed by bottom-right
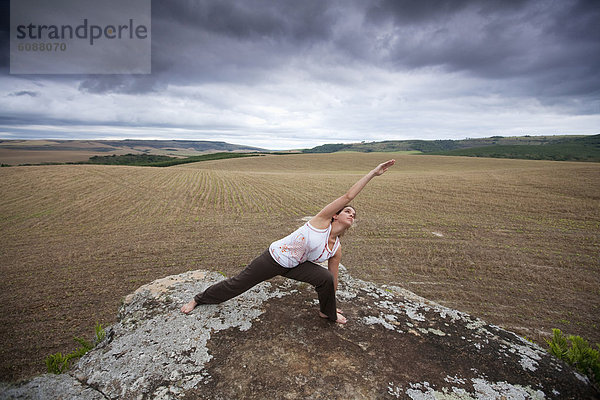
(0, 149), (107, 165)
(1, 153), (599, 381)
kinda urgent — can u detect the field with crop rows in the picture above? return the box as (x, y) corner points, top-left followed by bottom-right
(1, 152), (599, 381)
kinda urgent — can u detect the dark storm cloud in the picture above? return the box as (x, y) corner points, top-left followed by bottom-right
(0, 0), (9, 73)
(159, 0), (335, 43)
(72, 0), (600, 106)
(78, 0), (342, 93)
(362, 0), (600, 97)
(365, 0), (531, 24)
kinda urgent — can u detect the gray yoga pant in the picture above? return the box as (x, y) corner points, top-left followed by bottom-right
(194, 249), (338, 321)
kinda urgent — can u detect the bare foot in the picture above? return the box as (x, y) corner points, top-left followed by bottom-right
(319, 311), (347, 324)
(335, 313), (347, 324)
(181, 299), (197, 314)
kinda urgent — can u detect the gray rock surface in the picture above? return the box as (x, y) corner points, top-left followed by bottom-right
(1, 265), (597, 399)
(0, 373), (105, 400)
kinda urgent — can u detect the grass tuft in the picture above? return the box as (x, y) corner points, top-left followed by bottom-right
(546, 328), (600, 389)
(45, 323), (105, 374)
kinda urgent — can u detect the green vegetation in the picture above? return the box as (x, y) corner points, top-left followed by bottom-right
(9, 152), (266, 167)
(546, 328), (600, 388)
(45, 323), (106, 374)
(303, 139), (460, 153)
(303, 134), (600, 162)
(86, 153), (175, 166)
(85, 152), (265, 167)
(304, 143), (352, 153)
(303, 135), (580, 153)
(430, 135), (600, 162)
(144, 152), (264, 167)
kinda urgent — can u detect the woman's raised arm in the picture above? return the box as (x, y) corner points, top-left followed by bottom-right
(310, 159), (395, 229)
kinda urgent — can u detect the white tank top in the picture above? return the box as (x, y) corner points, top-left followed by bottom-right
(269, 222), (340, 268)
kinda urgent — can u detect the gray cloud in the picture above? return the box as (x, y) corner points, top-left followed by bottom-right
(363, 0), (600, 96)
(72, 0), (600, 102)
(76, 0), (342, 92)
(78, 75), (166, 94)
(0, 0), (9, 73)
(159, 0), (336, 42)
(8, 90), (38, 97)
(365, 0), (531, 25)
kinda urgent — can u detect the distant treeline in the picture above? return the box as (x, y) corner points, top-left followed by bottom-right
(84, 152), (264, 167)
(87, 154), (175, 166)
(428, 135), (600, 162)
(303, 134), (600, 162)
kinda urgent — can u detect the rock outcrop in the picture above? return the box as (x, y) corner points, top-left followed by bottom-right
(1, 265), (597, 399)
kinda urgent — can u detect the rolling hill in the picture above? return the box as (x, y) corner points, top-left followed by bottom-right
(302, 134), (600, 162)
(0, 139), (267, 165)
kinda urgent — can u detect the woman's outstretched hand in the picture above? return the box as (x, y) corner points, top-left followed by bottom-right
(310, 158), (396, 229)
(373, 159), (396, 176)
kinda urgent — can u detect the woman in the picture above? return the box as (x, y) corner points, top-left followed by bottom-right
(181, 159), (396, 324)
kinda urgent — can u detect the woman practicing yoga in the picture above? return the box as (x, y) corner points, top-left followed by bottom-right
(181, 159), (396, 324)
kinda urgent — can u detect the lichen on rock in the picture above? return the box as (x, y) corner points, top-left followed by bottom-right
(1, 265), (597, 399)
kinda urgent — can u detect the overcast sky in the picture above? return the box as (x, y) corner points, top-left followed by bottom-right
(1, 0), (599, 150)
